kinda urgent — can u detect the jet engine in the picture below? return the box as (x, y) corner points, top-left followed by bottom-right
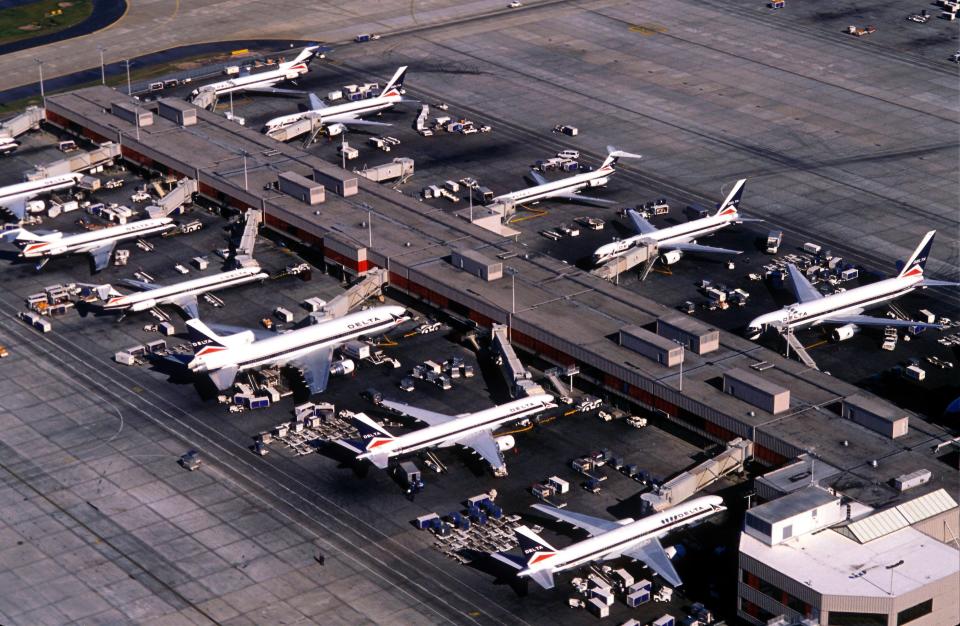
(495, 435), (516, 452)
(329, 358), (355, 376)
(588, 176), (609, 187)
(661, 250), (683, 265)
(831, 324), (859, 342)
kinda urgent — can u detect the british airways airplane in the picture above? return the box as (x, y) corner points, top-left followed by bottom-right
(747, 230), (957, 342)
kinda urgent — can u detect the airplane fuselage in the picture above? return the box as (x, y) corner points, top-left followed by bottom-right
(493, 165), (613, 205)
(748, 274), (923, 336)
(520, 495), (724, 580)
(593, 212), (737, 265)
(188, 305), (407, 375)
(102, 266), (268, 313)
(0, 172), (82, 212)
(358, 394), (554, 462)
(18, 218), (175, 259)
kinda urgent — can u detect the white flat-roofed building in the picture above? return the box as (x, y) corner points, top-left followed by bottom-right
(738, 488), (960, 626)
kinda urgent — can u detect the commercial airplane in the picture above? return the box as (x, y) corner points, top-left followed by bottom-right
(746, 230), (956, 341)
(190, 45), (324, 99)
(0, 172), (83, 219)
(185, 305), (408, 393)
(592, 179), (756, 267)
(491, 146), (641, 207)
(2, 217), (175, 270)
(263, 66), (408, 137)
(495, 495), (725, 589)
(337, 394), (556, 473)
(100, 265), (269, 319)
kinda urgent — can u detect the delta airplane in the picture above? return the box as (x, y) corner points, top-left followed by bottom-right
(263, 66), (408, 137)
(2, 217), (175, 270)
(185, 305), (408, 393)
(190, 45), (324, 99)
(0, 172), (83, 219)
(495, 495), (725, 589)
(592, 178), (757, 267)
(491, 146), (641, 207)
(747, 230), (957, 342)
(100, 265), (269, 319)
(337, 394), (556, 473)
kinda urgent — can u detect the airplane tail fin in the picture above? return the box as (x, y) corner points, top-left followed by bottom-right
(3, 227), (62, 247)
(600, 145), (642, 170)
(715, 179), (747, 217)
(339, 412), (396, 458)
(515, 525), (558, 566)
(379, 66), (409, 98)
(898, 230), (936, 279)
(185, 318), (228, 354)
(283, 45), (322, 70)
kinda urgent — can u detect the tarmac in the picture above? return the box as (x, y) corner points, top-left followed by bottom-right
(0, 1), (957, 624)
(0, 137), (736, 624)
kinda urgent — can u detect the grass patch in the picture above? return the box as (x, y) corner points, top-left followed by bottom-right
(0, 0), (94, 45)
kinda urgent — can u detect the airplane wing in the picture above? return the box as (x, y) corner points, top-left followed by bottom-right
(290, 346), (333, 394)
(308, 93), (327, 110)
(169, 295), (199, 319)
(380, 399), (454, 426)
(88, 241), (116, 272)
(531, 503), (623, 536)
(820, 314), (942, 330)
(342, 119), (393, 128)
(626, 209), (658, 235)
(453, 429), (505, 470)
(208, 365), (239, 391)
(921, 278), (960, 287)
(243, 86), (305, 96)
(660, 241), (742, 256)
(549, 191), (617, 206)
(786, 263), (823, 304)
(206, 323), (274, 341)
(2, 197), (28, 219)
(527, 170), (549, 186)
(117, 278), (160, 291)
(622, 538), (683, 588)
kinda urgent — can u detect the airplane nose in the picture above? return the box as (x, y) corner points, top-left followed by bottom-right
(746, 326), (762, 340)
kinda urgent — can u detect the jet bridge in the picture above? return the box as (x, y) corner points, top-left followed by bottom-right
(25, 142), (121, 180)
(0, 106), (44, 140)
(783, 328), (819, 370)
(492, 323), (545, 398)
(310, 268), (390, 320)
(146, 177), (198, 218)
(232, 208), (261, 267)
(641, 438), (752, 511)
(190, 87), (218, 111)
(591, 243), (655, 282)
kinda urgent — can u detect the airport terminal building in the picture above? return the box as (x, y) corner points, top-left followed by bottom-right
(738, 486), (959, 626)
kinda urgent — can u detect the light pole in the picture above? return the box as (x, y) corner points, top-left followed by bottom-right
(241, 151), (248, 190)
(124, 59), (132, 96)
(35, 58), (45, 106)
(673, 339), (685, 392)
(367, 210), (372, 247)
(97, 46), (106, 85)
(468, 182), (473, 223)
